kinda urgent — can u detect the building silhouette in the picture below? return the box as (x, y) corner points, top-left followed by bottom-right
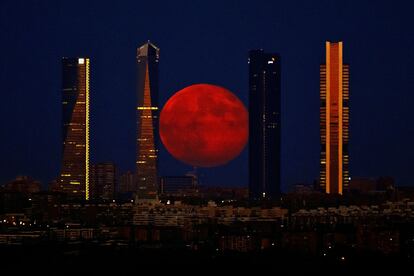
(59, 57), (90, 199)
(159, 175), (198, 195)
(248, 50), (281, 200)
(136, 42), (159, 200)
(320, 41), (350, 194)
(4, 176), (41, 195)
(119, 171), (136, 194)
(90, 163), (116, 201)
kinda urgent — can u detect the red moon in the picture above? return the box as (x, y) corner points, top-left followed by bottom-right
(160, 84), (248, 167)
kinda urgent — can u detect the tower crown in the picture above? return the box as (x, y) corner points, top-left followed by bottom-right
(137, 41), (160, 58)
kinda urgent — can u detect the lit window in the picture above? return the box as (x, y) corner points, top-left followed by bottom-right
(78, 58), (85, 64)
(137, 106), (158, 110)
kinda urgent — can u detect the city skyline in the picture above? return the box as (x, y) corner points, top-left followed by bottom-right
(1, 0), (414, 270)
(1, 1), (414, 190)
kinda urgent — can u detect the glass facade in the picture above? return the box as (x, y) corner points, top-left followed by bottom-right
(136, 42), (159, 200)
(248, 50), (281, 200)
(59, 57), (90, 199)
(320, 41), (350, 194)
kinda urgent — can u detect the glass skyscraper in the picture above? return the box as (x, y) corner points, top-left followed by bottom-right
(59, 57), (90, 200)
(136, 42), (159, 200)
(320, 41), (350, 194)
(248, 50), (281, 200)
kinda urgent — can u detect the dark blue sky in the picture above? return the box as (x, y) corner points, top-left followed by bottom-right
(1, 0), (413, 191)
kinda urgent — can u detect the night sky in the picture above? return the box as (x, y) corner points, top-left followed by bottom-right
(1, 0), (414, 191)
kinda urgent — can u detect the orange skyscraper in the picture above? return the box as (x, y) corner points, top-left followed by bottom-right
(320, 41), (349, 195)
(136, 42), (159, 200)
(59, 57), (90, 199)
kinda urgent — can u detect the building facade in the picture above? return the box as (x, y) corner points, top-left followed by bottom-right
(320, 41), (350, 194)
(59, 57), (90, 199)
(90, 163), (116, 201)
(119, 171), (136, 194)
(248, 50), (281, 200)
(159, 176), (197, 195)
(136, 42), (159, 200)
(4, 176), (41, 195)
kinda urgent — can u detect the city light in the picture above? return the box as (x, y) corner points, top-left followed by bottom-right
(0, 1), (412, 270)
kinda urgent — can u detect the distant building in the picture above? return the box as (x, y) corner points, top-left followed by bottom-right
(349, 176), (395, 194)
(248, 49), (281, 200)
(0, 192), (28, 213)
(320, 41), (350, 195)
(199, 187), (249, 200)
(30, 191), (67, 222)
(376, 176), (395, 191)
(90, 163), (116, 201)
(48, 179), (59, 192)
(159, 176), (197, 195)
(292, 183), (315, 194)
(136, 41), (159, 200)
(119, 171), (136, 194)
(58, 57), (90, 200)
(4, 176), (41, 195)
(349, 177), (377, 193)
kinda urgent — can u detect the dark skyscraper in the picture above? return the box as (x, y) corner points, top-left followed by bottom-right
(136, 42), (159, 200)
(248, 50), (281, 200)
(320, 41), (350, 194)
(59, 57), (90, 200)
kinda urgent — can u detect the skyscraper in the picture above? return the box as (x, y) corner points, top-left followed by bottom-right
(320, 41), (350, 195)
(59, 57), (90, 200)
(248, 50), (281, 200)
(136, 41), (159, 200)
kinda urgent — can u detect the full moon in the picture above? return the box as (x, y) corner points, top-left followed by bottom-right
(159, 84), (248, 167)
